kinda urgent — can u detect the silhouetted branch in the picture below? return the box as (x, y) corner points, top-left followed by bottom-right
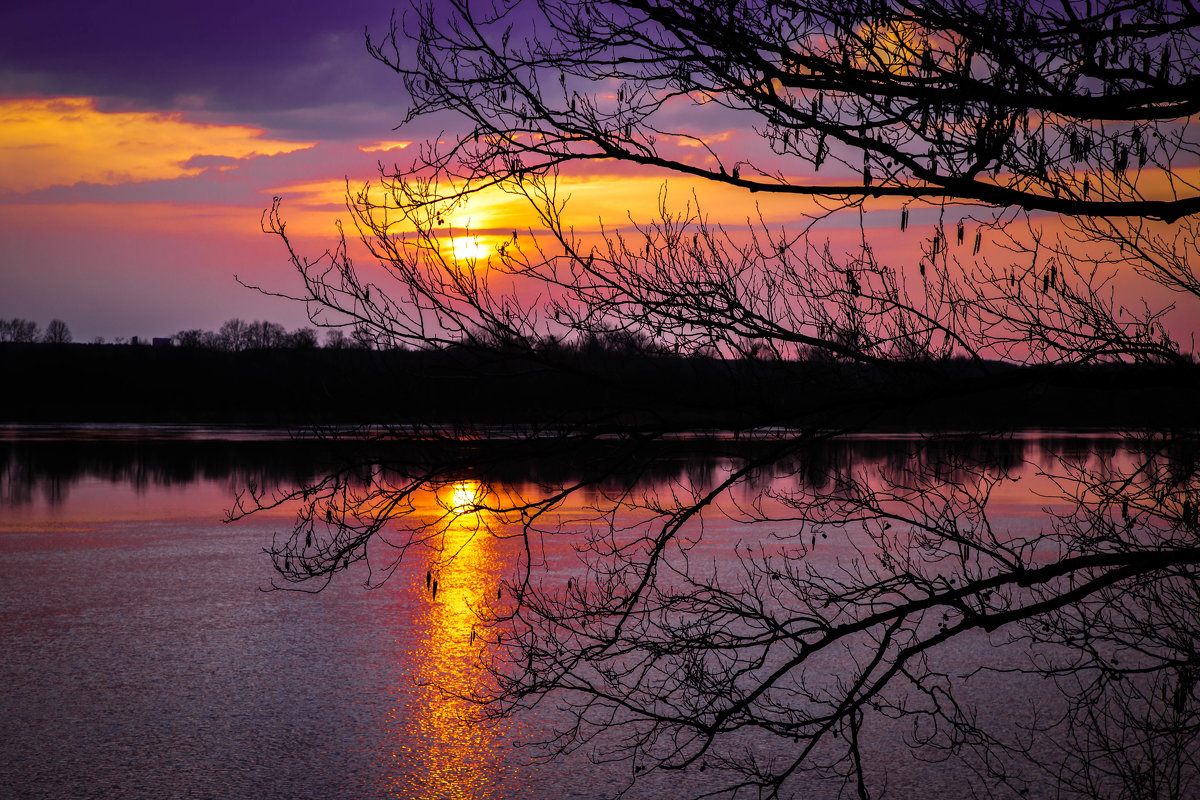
(245, 1), (1200, 796)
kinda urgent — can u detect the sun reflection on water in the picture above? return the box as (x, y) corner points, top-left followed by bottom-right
(376, 479), (514, 800)
(446, 481), (483, 516)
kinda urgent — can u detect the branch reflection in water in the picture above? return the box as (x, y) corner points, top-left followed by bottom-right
(232, 429), (1199, 800)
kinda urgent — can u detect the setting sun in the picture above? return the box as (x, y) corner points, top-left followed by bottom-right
(451, 236), (489, 262)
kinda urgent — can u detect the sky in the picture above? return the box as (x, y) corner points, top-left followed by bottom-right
(0, 1), (962, 345)
(0, 1), (433, 340)
(1, 3), (1195, 349)
(0, 1), (792, 342)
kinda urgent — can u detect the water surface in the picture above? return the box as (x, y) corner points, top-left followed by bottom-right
(0, 428), (1153, 799)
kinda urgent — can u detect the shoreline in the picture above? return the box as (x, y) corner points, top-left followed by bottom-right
(3, 341), (1197, 431)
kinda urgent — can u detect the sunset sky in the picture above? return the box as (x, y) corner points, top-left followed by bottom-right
(0, 2), (434, 340)
(0, 1), (923, 342)
(1, 2), (1195, 346)
(0, 1), (732, 342)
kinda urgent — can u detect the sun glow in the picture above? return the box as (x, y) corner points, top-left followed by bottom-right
(451, 236), (490, 262)
(877, 21), (922, 74)
(444, 480), (484, 515)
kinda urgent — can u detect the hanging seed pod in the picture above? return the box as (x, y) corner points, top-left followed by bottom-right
(957, 219), (964, 245)
(900, 208), (909, 231)
(973, 228), (982, 255)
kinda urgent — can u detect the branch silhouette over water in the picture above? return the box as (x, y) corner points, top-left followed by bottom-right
(228, 429), (1200, 799)
(232, 0), (1200, 795)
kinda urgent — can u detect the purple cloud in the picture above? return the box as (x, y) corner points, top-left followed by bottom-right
(0, 1), (407, 140)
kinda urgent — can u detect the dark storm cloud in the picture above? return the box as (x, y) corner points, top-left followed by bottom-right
(0, 0), (406, 139)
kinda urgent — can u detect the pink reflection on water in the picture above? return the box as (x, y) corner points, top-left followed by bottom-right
(0, 431), (1162, 799)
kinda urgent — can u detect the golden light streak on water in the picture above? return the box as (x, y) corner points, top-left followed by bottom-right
(377, 479), (513, 800)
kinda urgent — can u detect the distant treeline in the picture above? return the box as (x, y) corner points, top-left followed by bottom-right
(1, 337), (1197, 430)
(0, 317), (373, 350)
(172, 319), (366, 351)
(0, 318), (73, 344)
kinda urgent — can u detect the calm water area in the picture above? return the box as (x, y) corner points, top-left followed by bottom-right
(0, 426), (1132, 799)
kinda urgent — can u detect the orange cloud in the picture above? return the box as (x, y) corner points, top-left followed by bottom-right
(0, 96), (312, 193)
(358, 140), (413, 153)
(672, 132), (733, 148)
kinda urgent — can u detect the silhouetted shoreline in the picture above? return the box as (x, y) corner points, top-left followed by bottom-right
(2, 341), (1195, 431)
